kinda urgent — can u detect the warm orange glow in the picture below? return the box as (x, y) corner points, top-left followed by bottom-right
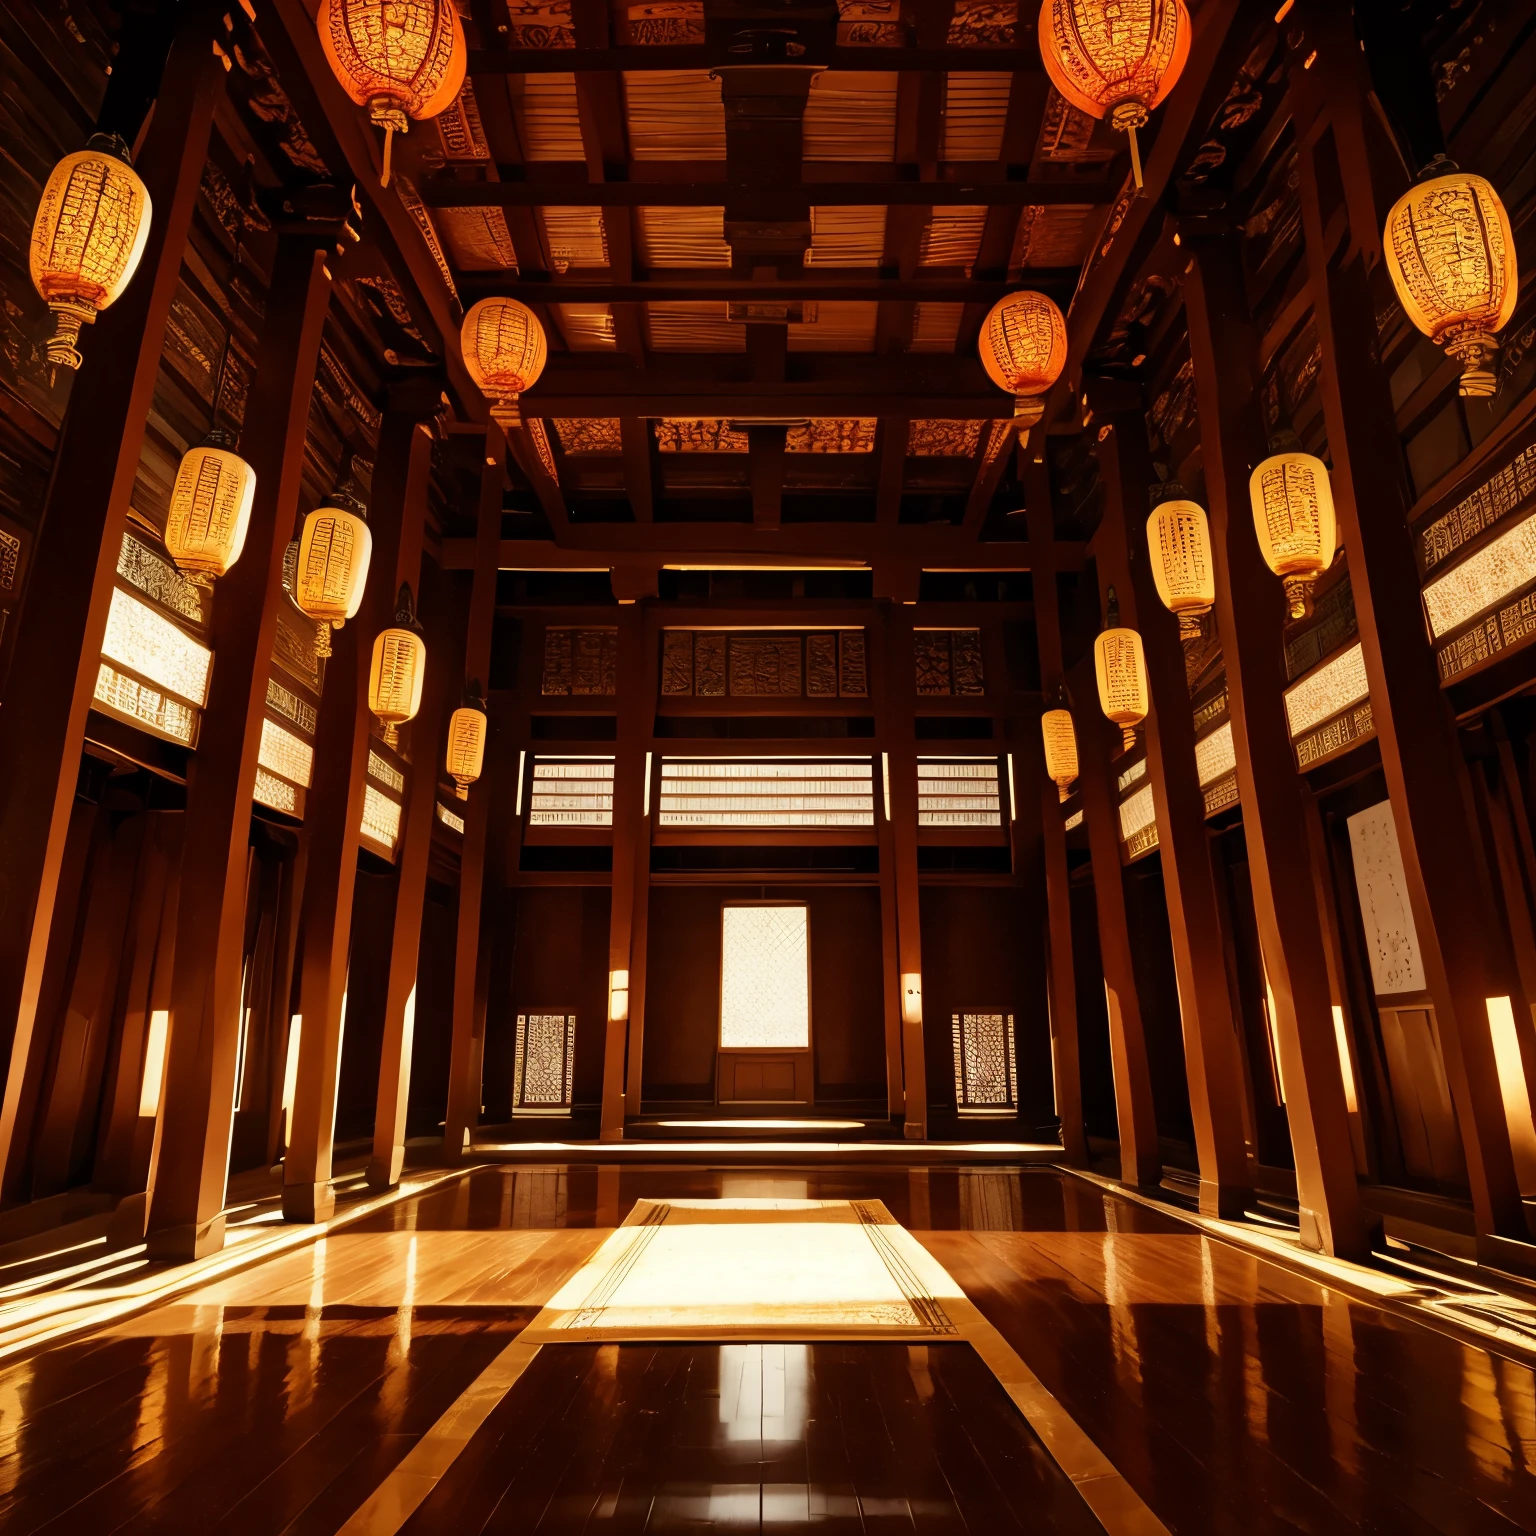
(317, 0), (466, 185)
(978, 290), (1067, 426)
(1248, 442), (1337, 620)
(368, 586), (426, 748)
(1093, 589), (1148, 754)
(446, 696), (487, 799)
(461, 297), (547, 429)
(29, 134), (152, 369)
(1038, 0), (1192, 187)
(295, 485), (372, 657)
(165, 430), (256, 586)
(1383, 167), (1517, 397)
(1147, 495), (1214, 640)
(1040, 707), (1079, 801)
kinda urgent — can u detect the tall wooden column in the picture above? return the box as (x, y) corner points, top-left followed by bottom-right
(367, 565), (461, 1188)
(0, 13), (224, 1202)
(442, 436), (504, 1158)
(601, 603), (650, 1140)
(1289, 25), (1529, 1247)
(1181, 228), (1367, 1258)
(1069, 650), (1162, 1188)
(884, 607), (928, 1139)
(1098, 412), (1253, 1215)
(622, 604), (661, 1120)
(144, 238), (335, 1257)
(282, 411), (430, 1222)
(1023, 461), (1086, 1162)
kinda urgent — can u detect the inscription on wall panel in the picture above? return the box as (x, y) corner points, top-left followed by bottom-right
(542, 627), (618, 695)
(658, 630), (869, 698)
(1347, 800), (1426, 996)
(915, 630), (985, 696)
(1420, 439), (1536, 573)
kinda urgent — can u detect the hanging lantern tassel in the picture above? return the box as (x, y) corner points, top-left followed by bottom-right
(369, 100), (408, 189)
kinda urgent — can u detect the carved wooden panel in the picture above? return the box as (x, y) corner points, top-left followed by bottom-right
(661, 630), (693, 694)
(915, 630), (984, 696)
(729, 635), (803, 696)
(839, 631), (868, 697)
(915, 632), (953, 695)
(543, 627), (617, 695)
(696, 632), (727, 695)
(806, 633), (838, 696)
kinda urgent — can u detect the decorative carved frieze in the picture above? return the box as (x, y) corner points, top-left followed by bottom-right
(908, 419), (985, 456)
(915, 629), (984, 696)
(543, 627), (618, 695)
(660, 630), (869, 698)
(553, 417), (623, 454)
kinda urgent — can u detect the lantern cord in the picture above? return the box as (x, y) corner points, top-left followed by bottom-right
(381, 124), (393, 188)
(1127, 125), (1144, 192)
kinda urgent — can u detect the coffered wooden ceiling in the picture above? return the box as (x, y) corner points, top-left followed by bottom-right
(260, 0), (1252, 546)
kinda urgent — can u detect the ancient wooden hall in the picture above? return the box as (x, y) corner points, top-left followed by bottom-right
(5, 0), (1536, 1529)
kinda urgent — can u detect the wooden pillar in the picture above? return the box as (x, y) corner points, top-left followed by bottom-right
(883, 607), (928, 1139)
(140, 239), (333, 1257)
(0, 12), (224, 1202)
(1069, 649), (1162, 1188)
(1098, 411), (1254, 1215)
(1180, 227), (1368, 1258)
(1023, 460), (1086, 1163)
(442, 434), (504, 1158)
(281, 412), (431, 1222)
(601, 604), (650, 1140)
(1288, 27), (1529, 1247)
(367, 560), (459, 1189)
(623, 610), (660, 1119)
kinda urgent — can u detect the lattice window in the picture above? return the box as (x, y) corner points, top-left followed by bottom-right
(513, 1012), (576, 1115)
(951, 1011), (1017, 1113)
(720, 904), (811, 1049)
(528, 756), (615, 825)
(659, 758), (874, 827)
(918, 758), (1002, 826)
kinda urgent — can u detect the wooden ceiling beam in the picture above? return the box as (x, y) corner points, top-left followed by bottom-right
(455, 276), (1075, 303)
(440, 530), (1081, 566)
(424, 178), (1116, 206)
(468, 46), (1043, 72)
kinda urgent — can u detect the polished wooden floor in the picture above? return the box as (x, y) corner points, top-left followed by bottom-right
(1, 1164), (1533, 1533)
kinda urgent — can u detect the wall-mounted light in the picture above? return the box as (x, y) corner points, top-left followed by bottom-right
(901, 973), (923, 1026)
(609, 969), (630, 1022)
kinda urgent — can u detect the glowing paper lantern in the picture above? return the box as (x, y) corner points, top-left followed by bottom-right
(294, 484), (372, 657)
(446, 685), (488, 799)
(1094, 587), (1148, 754)
(461, 297), (548, 429)
(165, 429), (257, 586)
(1147, 492), (1214, 641)
(29, 134), (152, 370)
(1038, 0), (1191, 189)
(317, 0), (466, 186)
(368, 584), (426, 746)
(1040, 701), (1079, 802)
(1248, 435), (1337, 622)
(1383, 165), (1517, 398)
(979, 290), (1068, 427)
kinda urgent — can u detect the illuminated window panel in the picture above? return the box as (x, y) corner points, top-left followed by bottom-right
(93, 663), (197, 746)
(437, 802), (466, 834)
(1118, 783), (1155, 843)
(1195, 721), (1236, 787)
(658, 757), (874, 827)
(1283, 642), (1369, 739)
(1115, 757), (1147, 793)
(1423, 510), (1536, 638)
(259, 718), (313, 789)
(951, 1012), (1018, 1112)
(368, 750), (405, 793)
(513, 1012), (576, 1115)
(917, 758), (1001, 827)
(720, 904), (810, 1049)
(253, 767), (298, 815)
(100, 586), (211, 706)
(529, 756), (616, 826)
(361, 783), (402, 850)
